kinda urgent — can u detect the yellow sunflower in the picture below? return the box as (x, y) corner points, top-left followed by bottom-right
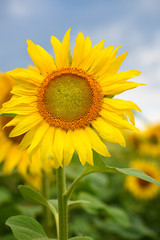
(1, 29), (144, 166)
(128, 124), (160, 157)
(0, 73), (55, 189)
(125, 160), (160, 200)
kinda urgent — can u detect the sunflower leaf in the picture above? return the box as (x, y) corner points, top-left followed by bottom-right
(19, 185), (48, 207)
(19, 185), (58, 217)
(68, 200), (90, 211)
(78, 192), (130, 227)
(6, 215), (48, 240)
(84, 152), (160, 187)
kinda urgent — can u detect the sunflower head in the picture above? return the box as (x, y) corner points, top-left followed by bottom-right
(0, 29), (144, 167)
(125, 159), (160, 200)
(128, 124), (160, 157)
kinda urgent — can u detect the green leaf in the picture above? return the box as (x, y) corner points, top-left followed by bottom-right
(6, 215), (47, 240)
(69, 237), (93, 240)
(68, 200), (90, 211)
(79, 192), (130, 227)
(0, 187), (12, 204)
(84, 152), (160, 187)
(0, 113), (17, 117)
(19, 185), (48, 207)
(19, 185), (58, 222)
(0, 234), (16, 240)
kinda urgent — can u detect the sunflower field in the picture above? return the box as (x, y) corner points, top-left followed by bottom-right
(1, 1), (160, 240)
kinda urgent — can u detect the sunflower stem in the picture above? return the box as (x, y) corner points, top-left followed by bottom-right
(42, 171), (52, 236)
(56, 166), (68, 240)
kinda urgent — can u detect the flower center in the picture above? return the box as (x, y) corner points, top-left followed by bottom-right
(37, 68), (103, 130)
(137, 171), (153, 188)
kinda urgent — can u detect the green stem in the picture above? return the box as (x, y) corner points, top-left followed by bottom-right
(42, 171), (51, 236)
(56, 166), (68, 240)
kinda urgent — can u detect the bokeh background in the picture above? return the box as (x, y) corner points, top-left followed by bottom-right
(0, 0), (160, 129)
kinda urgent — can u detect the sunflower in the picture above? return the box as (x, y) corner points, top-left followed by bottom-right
(125, 160), (160, 200)
(1, 29), (143, 166)
(0, 73), (55, 188)
(128, 124), (160, 157)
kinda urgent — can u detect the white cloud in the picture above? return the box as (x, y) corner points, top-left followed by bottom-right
(6, 0), (48, 19)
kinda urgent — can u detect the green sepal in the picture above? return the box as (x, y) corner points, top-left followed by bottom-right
(0, 113), (17, 117)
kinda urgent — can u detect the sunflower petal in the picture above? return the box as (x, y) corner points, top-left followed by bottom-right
(85, 127), (110, 157)
(63, 129), (74, 166)
(28, 121), (49, 153)
(9, 113), (43, 137)
(92, 117), (126, 147)
(103, 98), (141, 111)
(51, 29), (71, 68)
(53, 128), (65, 165)
(71, 129), (93, 166)
(100, 109), (139, 132)
(27, 40), (56, 76)
(102, 81), (145, 95)
(72, 32), (85, 67)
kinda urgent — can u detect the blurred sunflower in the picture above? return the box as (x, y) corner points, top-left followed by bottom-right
(0, 73), (55, 189)
(1, 29), (144, 166)
(128, 124), (160, 157)
(125, 160), (160, 200)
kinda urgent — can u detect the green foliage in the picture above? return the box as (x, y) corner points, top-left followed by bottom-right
(69, 237), (93, 240)
(84, 151), (160, 187)
(6, 215), (48, 240)
(19, 185), (48, 207)
(0, 187), (12, 205)
(78, 192), (130, 227)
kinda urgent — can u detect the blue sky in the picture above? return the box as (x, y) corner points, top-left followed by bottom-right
(0, 0), (160, 128)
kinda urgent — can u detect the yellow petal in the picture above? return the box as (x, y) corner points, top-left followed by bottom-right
(88, 46), (114, 75)
(1, 105), (37, 115)
(28, 121), (49, 153)
(53, 128), (66, 165)
(103, 98), (141, 111)
(92, 117), (126, 147)
(11, 85), (38, 96)
(3, 95), (37, 107)
(0, 140), (12, 163)
(40, 126), (55, 162)
(3, 146), (22, 174)
(71, 32), (85, 67)
(100, 109), (139, 132)
(71, 129), (93, 166)
(51, 29), (71, 68)
(63, 129), (74, 166)
(19, 125), (39, 149)
(9, 113), (43, 137)
(8, 69), (44, 86)
(102, 81), (145, 96)
(80, 40), (105, 71)
(105, 51), (128, 76)
(85, 127), (110, 157)
(27, 40), (56, 76)
(100, 70), (142, 85)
